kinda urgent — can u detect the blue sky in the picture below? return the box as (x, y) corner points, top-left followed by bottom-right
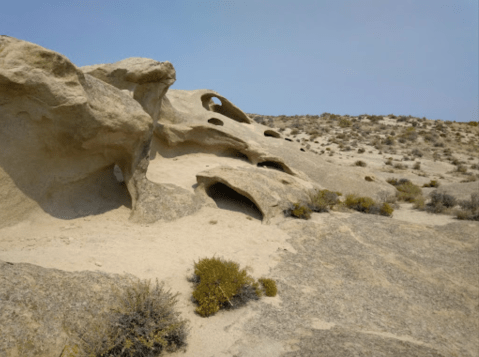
(2, 0), (478, 122)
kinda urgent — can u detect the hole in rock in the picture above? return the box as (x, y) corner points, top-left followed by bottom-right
(206, 182), (263, 220)
(208, 118), (224, 126)
(257, 161), (289, 173)
(300, 148), (306, 152)
(201, 94), (250, 123)
(285, 138), (293, 142)
(264, 130), (281, 138)
(219, 149), (250, 162)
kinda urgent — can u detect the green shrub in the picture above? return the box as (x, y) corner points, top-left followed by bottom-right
(355, 160), (367, 167)
(387, 178), (423, 203)
(258, 278), (278, 297)
(379, 203), (394, 216)
(344, 194), (393, 216)
(79, 279), (188, 357)
(191, 257), (261, 317)
(393, 163), (407, 170)
(423, 180), (440, 188)
(286, 203), (312, 219)
(339, 118), (352, 127)
(309, 189), (340, 212)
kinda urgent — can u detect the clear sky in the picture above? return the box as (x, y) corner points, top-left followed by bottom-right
(1, 0), (478, 122)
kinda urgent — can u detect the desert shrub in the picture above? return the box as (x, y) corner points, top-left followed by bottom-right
(468, 121), (478, 127)
(290, 128), (300, 135)
(413, 196), (426, 210)
(79, 279), (188, 357)
(400, 127), (418, 142)
(357, 148), (366, 154)
(413, 162), (421, 170)
(286, 203), (312, 219)
(393, 163), (407, 170)
(387, 178), (422, 203)
(427, 192), (457, 213)
(385, 158), (393, 166)
(365, 176), (374, 182)
(344, 194), (393, 216)
(355, 160), (367, 167)
(309, 189), (341, 212)
(258, 278), (278, 297)
(191, 257), (264, 317)
(411, 149), (423, 157)
(384, 136), (395, 145)
(339, 118), (352, 127)
(456, 165), (468, 173)
(456, 194), (479, 221)
(423, 180), (440, 188)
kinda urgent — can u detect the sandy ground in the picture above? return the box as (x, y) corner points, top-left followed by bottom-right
(2, 143), (473, 356)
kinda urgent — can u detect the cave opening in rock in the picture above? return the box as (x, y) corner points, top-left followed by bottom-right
(201, 94), (250, 124)
(257, 160), (290, 174)
(208, 118), (224, 126)
(206, 182), (263, 220)
(264, 130), (281, 138)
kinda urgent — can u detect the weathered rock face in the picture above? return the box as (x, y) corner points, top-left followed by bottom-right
(81, 58), (176, 123)
(0, 36), (202, 226)
(0, 260), (137, 357)
(196, 166), (318, 222)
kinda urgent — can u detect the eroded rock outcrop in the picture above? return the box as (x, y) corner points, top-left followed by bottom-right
(0, 36), (202, 226)
(196, 166), (318, 222)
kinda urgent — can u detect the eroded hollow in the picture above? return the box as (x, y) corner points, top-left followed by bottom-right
(201, 94), (250, 124)
(206, 182), (263, 220)
(257, 160), (292, 174)
(208, 118), (224, 126)
(285, 138), (293, 142)
(264, 130), (281, 138)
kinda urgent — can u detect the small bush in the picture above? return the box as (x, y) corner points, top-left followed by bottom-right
(79, 279), (188, 357)
(365, 176), (374, 182)
(384, 136), (395, 146)
(191, 257), (263, 317)
(413, 162), (421, 170)
(286, 203), (312, 219)
(423, 180), (440, 188)
(456, 194), (479, 220)
(258, 278), (278, 297)
(344, 194), (393, 216)
(339, 118), (352, 127)
(309, 189), (340, 212)
(358, 148), (366, 154)
(393, 163), (407, 170)
(411, 149), (423, 157)
(426, 192), (457, 213)
(355, 160), (367, 167)
(387, 178), (422, 203)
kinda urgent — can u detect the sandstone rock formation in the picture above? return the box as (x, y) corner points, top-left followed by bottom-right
(196, 166), (317, 223)
(0, 36), (202, 227)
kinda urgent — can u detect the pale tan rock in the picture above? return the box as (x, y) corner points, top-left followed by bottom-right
(0, 36), (202, 227)
(82, 57), (176, 123)
(196, 166), (318, 222)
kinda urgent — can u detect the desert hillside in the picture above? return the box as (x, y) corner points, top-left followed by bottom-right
(1, 36), (478, 357)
